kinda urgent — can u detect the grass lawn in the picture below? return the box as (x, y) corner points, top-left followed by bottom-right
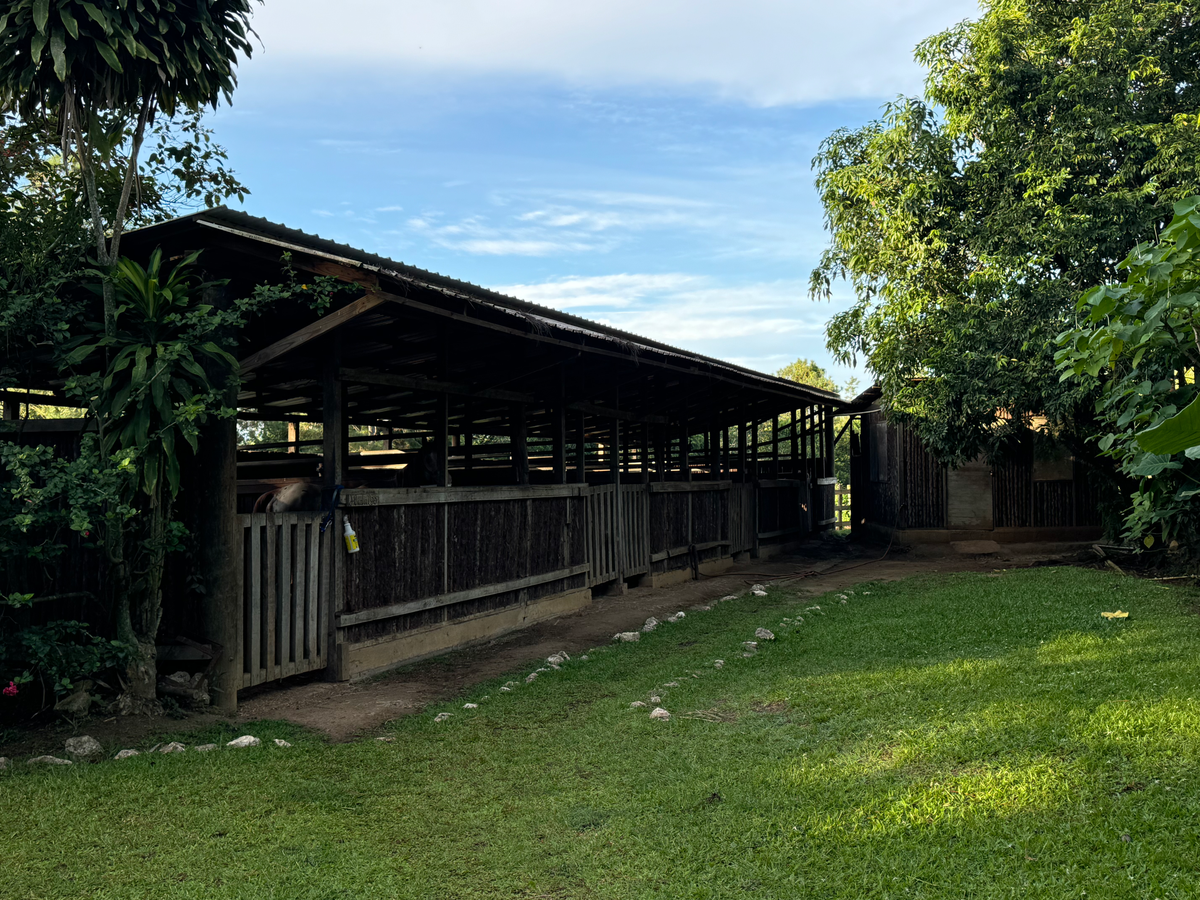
(4, 566), (1200, 899)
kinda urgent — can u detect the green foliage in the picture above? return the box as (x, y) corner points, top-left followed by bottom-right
(0, 437), (134, 562)
(0, 439), (136, 701)
(2, 618), (135, 698)
(775, 358), (840, 395)
(66, 249), (235, 498)
(811, 0), (1200, 467)
(0, 0), (257, 119)
(1056, 196), (1200, 545)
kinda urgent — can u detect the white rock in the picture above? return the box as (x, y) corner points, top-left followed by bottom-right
(375, 736), (395, 743)
(663, 681), (680, 688)
(649, 695), (662, 704)
(614, 632), (640, 642)
(463, 703), (478, 710)
(194, 744), (218, 752)
(525, 672), (539, 683)
(630, 701), (646, 708)
(29, 755), (72, 765)
(840, 599), (848, 605)
(806, 605), (822, 611)
(642, 617), (658, 633)
(750, 584), (766, 592)
(743, 641), (758, 652)
(649, 707), (671, 721)
(114, 749), (140, 760)
(719, 595), (738, 602)
(714, 660), (725, 669)
(0, 757), (9, 770)
(755, 628), (775, 641)
(666, 612), (686, 623)
(226, 735), (261, 749)
(752, 590), (768, 597)
(547, 651), (570, 666)
(580, 655), (589, 661)
(434, 712), (452, 723)
(273, 739), (292, 748)
(537, 667), (550, 673)
(158, 742), (187, 754)
(500, 686), (512, 692)
(692, 605), (712, 612)
(65, 735), (103, 759)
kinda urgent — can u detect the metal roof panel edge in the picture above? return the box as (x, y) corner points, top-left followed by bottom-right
(124, 208), (842, 405)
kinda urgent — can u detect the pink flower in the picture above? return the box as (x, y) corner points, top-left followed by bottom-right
(2, 682), (17, 697)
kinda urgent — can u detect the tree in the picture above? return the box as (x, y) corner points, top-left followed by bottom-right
(0, 0), (257, 334)
(1056, 196), (1200, 548)
(811, 0), (1200, 467)
(775, 358), (840, 395)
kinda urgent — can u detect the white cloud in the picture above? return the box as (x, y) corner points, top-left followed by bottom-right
(494, 272), (860, 386)
(249, 0), (980, 106)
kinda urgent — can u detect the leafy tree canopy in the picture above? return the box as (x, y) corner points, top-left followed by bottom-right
(811, 0), (1200, 466)
(775, 358), (841, 395)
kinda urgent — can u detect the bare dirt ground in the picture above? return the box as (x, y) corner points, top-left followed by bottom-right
(0, 537), (1091, 757)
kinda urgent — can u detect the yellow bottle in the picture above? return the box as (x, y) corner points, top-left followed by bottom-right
(343, 520), (360, 554)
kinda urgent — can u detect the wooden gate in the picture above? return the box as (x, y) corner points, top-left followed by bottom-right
(239, 512), (333, 687)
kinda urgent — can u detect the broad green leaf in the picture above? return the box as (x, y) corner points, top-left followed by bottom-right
(1137, 394), (1200, 454)
(32, 0), (49, 33)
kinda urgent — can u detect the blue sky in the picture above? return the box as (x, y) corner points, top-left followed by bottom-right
(210, 0), (980, 396)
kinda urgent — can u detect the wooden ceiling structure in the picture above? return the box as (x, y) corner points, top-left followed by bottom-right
(25, 209), (841, 472)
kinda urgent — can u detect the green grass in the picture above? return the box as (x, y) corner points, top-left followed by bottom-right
(4, 566), (1200, 899)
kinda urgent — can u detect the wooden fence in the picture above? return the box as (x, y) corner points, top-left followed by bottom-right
(235, 479), (827, 688)
(239, 512), (333, 687)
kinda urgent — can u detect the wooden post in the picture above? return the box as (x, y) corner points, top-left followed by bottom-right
(553, 402), (568, 484)
(1, 398), (16, 421)
(463, 407), (474, 476)
(738, 418), (747, 483)
(641, 423), (651, 484)
(681, 422), (691, 482)
(772, 414), (780, 479)
(710, 423), (720, 479)
(655, 425), (666, 482)
(511, 403), (529, 485)
(286, 420), (299, 454)
(575, 411), (587, 483)
(434, 394), (450, 487)
(610, 417), (624, 582)
(791, 409), (799, 476)
(196, 283), (240, 712)
(824, 406), (836, 479)
(321, 338), (347, 680)
(750, 415), (759, 482)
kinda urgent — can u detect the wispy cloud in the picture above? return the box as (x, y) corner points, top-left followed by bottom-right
(249, 0), (980, 107)
(495, 272), (858, 387)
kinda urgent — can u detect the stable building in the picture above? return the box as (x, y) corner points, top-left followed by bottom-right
(2, 209), (841, 710)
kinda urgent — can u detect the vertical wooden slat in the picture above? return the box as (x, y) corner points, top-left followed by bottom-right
(264, 515), (278, 682)
(279, 513), (293, 675)
(306, 520), (319, 662)
(248, 515), (262, 685)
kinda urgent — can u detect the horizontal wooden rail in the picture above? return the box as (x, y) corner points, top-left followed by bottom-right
(336, 563), (591, 628)
(648, 481), (731, 493)
(649, 539), (730, 563)
(340, 484), (587, 507)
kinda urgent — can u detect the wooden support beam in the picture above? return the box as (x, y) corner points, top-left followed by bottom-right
(239, 293), (380, 374)
(434, 394), (450, 487)
(575, 411), (587, 483)
(552, 400), (567, 484)
(681, 422), (691, 482)
(322, 339), (346, 490)
(610, 417), (624, 579)
(511, 403), (529, 485)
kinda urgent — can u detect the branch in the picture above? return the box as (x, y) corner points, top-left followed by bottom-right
(108, 94), (156, 265)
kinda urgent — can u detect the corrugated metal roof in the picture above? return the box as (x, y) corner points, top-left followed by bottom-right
(125, 207), (842, 405)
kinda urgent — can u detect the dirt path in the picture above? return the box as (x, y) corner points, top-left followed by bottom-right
(1, 538), (1087, 756)
(234, 538), (1084, 740)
